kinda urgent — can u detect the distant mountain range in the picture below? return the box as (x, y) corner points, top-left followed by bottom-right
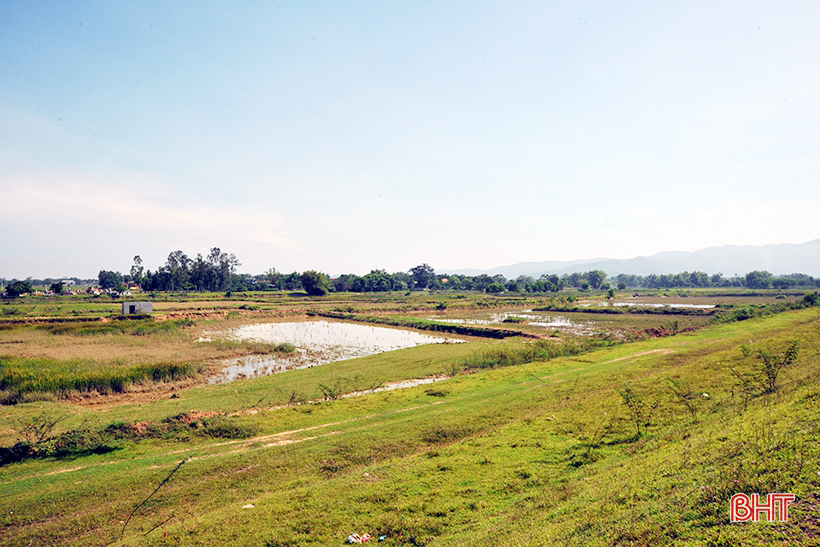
(448, 239), (820, 279)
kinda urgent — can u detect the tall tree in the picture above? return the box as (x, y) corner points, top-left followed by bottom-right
(130, 256), (144, 287)
(165, 250), (190, 291)
(208, 247), (241, 291)
(409, 263), (435, 289)
(586, 270), (607, 290)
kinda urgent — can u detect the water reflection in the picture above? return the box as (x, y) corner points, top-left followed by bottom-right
(208, 320), (460, 383)
(426, 310), (576, 328)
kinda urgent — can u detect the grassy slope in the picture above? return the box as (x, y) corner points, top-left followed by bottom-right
(1, 309), (819, 546)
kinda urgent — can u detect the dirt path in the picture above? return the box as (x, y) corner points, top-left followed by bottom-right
(603, 348), (674, 363)
(4, 395), (447, 484)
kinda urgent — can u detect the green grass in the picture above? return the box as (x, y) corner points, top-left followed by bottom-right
(455, 336), (617, 371)
(37, 318), (196, 336)
(1, 308), (819, 546)
(0, 356), (196, 402)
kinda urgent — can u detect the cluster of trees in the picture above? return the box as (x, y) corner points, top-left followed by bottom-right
(3, 280), (34, 298)
(98, 249), (244, 293)
(610, 271), (820, 290)
(1, 279), (81, 297)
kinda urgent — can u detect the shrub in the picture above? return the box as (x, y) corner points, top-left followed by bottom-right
(0, 442), (35, 465)
(502, 316), (526, 323)
(730, 340), (799, 401)
(300, 270), (332, 296)
(10, 410), (64, 445)
(618, 385), (659, 438)
(200, 417), (259, 439)
(38, 429), (120, 459)
(421, 425), (472, 444)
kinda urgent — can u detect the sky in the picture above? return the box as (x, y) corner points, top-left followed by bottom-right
(2, 1), (819, 279)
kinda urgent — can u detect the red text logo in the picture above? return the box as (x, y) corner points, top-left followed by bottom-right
(730, 493), (795, 522)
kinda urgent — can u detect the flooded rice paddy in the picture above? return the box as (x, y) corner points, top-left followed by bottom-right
(422, 303), (715, 338)
(207, 320), (461, 383)
(425, 310), (599, 335)
(608, 301), (715, 309)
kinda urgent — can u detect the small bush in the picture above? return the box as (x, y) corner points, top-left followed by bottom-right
(102, 421), (139, 440)
(200, 417), (259, 439)
(502, 316), (526, 323)
(0, 442), (35, 465)
(730, 340), (799, 403)
(618, 385), (659, 438)
(567, 447), (601, 467)
(38, 429), (120, 459)
(421, 425), (472, 444)
(10, 410), (64, 445)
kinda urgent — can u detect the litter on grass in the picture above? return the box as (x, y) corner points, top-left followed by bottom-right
(346, 532), (371, 543)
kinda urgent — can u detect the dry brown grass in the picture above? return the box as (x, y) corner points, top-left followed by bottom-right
(0, 318), (288, 369)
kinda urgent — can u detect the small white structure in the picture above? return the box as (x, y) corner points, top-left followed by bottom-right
(122, 302), (153, 315)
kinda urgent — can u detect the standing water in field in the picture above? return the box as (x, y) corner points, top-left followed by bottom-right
(425, 310), (595, 333)
(208, 320), (460, 383)
(609, 302), (715, 309)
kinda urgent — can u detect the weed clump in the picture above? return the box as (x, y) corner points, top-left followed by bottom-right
(39, 429), (121, 459)
(502, 316), (526, 323)
(421, 425), (473, 444)
(618, 385), (659, 438)
(456, 337), (614, 372)
(202, 339), (296, 354)
(200, 417), (260, 439)
(1, 412), (260, 466)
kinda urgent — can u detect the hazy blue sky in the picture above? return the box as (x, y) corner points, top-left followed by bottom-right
(2, 1), (819, 279)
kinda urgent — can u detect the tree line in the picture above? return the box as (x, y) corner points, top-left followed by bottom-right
(96, 259), (820, 295)
(610, 271), (820, 290)
(4, 249), (820, 298)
